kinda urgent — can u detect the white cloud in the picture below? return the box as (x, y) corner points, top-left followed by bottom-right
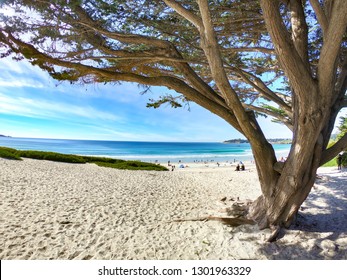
(0, 92), (123, 123)
(0, 79), (44, 88)
(0, 57), (52, 89)
(0, 57), (35, 74)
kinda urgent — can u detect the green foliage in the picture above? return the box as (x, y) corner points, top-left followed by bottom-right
(95, 161), (168, 171)
(81, 156), (125, 164)
(322, 158), (336, 167)
(50, 70), (80, 82)
(261, 104), (287, 117)
(0, 147), (22, 160)
(336, 116), (347, 141)
(0, 146), (19, 154)
(0, 146), (168, 171)
(146, 94), (190, 109)
(324, 153), (347, 167)
(340, 152), (347, 167)
(0, 0), (274, 112)
(18, 150), (87, 163)
(260, 104), (290, 124)
(327, 139), (336, 148)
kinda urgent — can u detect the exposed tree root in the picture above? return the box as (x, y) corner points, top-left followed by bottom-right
(168, 197), (290, 242)
(169, 198), (256, 227)
(224, 200), (252, 217)
(171, 216), (256, 227)
(267, 225), (282, 242)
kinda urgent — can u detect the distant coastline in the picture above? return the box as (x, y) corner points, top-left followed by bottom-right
(223, 138), (292, 145)
(0, 134), (11, 138)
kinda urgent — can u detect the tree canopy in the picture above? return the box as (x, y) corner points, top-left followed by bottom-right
(0, 2), (311, 122)
(1, 0), (345, 169)
(0, 2), (344, 124)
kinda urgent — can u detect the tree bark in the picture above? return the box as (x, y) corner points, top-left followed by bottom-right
(248, 132), (324, 241)
(246, 0), (346, 241)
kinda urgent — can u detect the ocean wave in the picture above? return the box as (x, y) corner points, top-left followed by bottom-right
(84, 152), (254, 161)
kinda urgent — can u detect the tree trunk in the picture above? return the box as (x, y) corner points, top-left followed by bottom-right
(247, 121), (325, 241)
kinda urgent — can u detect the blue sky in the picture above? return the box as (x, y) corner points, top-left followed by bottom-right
(0, 57), (294, 142)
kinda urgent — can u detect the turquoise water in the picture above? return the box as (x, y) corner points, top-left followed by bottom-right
(0, 137), (290, 163)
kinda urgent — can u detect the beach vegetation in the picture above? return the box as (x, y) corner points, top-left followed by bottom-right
(324, 116), (347, 167)
(0, 147), (22, 160)
(336, 116), (347, 141)
(81, 156), (125, 164)
(341, 153), (347, 167)
(1, 0), (346, 241)
(94, 161), (168, 171)
(0, 147), (168, 171)
(322, 158), (337, 167)
(19, 150), (87, 163)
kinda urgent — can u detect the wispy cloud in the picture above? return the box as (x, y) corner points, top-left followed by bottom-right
(0, 57), (50, 89)
(0, 55), (294, 141)
(0, 79), (45, 88)
(0, 57), (42, 75)
(0, 93), (123, 122)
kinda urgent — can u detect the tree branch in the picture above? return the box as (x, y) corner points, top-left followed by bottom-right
(228, 66), (292, 115)
(222, 47), (275, 54)
(323, 0), (334, 22)
(197, 0), (278, 191)
(309, 0), (328, 36)
(2, 28), (242, 133)
(335, 57), (347, 108)
(289, 0), (310, 69)
(318, 0), (347, 99)
(73, 5), (172, 49)
(197, 0), (257, 132)
(163, 0), (203, 29)
(260, 0), (315, 99)
(244, 104), (293, 131)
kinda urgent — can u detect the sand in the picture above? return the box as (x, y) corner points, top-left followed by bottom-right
(0, 158), (346, 260)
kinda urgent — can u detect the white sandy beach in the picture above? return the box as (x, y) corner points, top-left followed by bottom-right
(0, 158), (346, 260)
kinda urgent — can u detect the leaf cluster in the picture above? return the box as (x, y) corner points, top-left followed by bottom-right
(336, 116), (347, 141)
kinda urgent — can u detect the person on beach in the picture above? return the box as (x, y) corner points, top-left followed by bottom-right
(337, 154), (342, 170)
(235, 164), (240, 171)
(241, 163), (245, 171)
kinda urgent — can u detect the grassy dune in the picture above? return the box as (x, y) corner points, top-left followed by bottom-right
(0, 146), (168, 171)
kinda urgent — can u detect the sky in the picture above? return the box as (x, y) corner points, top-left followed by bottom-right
(0, 56), (296, 142)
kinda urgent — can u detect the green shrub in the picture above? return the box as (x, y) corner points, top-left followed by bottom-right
(0, 146), (167, 170)
(0, 146), (19, 154)
(18, 150), (86, 163)
(322, 158), (337, 167)
(82, 156), (125, 164)
(0, 147), (22, 160)
(95, 161), (168, 171)
(341, 152), (347, 167)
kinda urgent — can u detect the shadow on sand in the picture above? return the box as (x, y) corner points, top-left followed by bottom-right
(236, 170), (347, 259)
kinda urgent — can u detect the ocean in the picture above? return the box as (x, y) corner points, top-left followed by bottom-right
(0, 137), (290, 163)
